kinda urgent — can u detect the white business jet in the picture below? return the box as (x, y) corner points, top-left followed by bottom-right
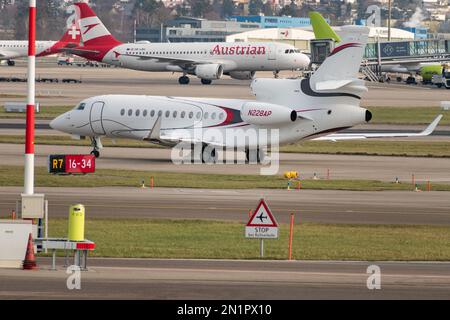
(50, 26), (442, 162)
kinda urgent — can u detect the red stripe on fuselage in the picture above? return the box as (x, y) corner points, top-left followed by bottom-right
(329, 43), (361, 57)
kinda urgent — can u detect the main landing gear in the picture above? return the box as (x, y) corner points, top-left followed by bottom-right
(178, 75), (190, 85)
(245, 148), (266, 164)
(7, 60), (15, 66)
(90, 136), (102, 158)
(200, 79), (212, 85)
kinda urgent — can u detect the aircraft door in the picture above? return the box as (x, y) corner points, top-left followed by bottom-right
(268, 44), (277, 60)
(90, 101), (106, 135)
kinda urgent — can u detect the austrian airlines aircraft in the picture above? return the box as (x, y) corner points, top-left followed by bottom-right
(50, 26), (442, 162)
(0, 25), (81, 66)
(64, 2), (310, 85)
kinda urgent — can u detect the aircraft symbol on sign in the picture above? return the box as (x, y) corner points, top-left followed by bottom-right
(257, 212), (268, 223)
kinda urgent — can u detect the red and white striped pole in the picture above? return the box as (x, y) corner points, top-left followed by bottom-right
(24, 0), (36, 195)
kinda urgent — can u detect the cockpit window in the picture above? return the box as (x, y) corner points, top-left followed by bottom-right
(75, 103), (85, 110)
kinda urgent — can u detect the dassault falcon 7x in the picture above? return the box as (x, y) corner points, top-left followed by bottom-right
(0, 24), (81, 66)
(62, 2), (310, 85)
(50, 26), (442, 163)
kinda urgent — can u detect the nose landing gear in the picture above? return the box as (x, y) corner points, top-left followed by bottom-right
(89, 136), (102, 158)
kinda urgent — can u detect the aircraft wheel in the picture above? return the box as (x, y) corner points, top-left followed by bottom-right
(7, 60), (15, 66)
(202, 144), (218, 164)
(178, 76), (190, 85)
(245, 148), (264, 164)
(201, 79), (212, 85)
(90, 150), (100, 158)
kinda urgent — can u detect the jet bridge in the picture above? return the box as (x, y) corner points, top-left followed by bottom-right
(362, 39), (450, 81)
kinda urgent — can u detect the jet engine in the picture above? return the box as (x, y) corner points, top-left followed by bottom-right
(240, 102), (297, 126)
(195, 64), (223, 80)
(228, 71), (255, 80)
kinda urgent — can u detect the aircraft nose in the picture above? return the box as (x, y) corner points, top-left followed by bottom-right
(301, 54), (310, 68)
(50, 114), (66, 131)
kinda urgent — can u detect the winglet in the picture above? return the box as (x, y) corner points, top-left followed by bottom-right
(419, 114), (443, 136)
(309, 11), (341, 43)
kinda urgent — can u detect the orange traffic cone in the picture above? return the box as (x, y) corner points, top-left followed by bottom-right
(23, 233), (38, 270)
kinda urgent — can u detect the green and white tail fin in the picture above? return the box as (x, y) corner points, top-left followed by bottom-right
(309, 11), (341, 43)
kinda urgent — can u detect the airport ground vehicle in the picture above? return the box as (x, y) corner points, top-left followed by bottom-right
(57, 56), (74, 65)
(431, 68), (450, 89)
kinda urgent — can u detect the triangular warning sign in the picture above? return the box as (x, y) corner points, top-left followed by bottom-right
(247, 199), (278, 227)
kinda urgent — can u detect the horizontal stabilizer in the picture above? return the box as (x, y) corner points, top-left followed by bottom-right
(59, 47), (100, 55)
(314, 79), (353, 91)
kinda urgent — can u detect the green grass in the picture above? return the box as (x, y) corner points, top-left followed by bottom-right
(369, 107), (449, 125)
(0, 105), (71, 119)
(1, 135), (449, 157)
(41, 218), (450, 260)
(0, 165), (449, 191)
(282, 140), (450, 157)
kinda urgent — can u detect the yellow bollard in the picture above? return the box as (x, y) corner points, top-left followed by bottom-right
(68, 204), (85, 241)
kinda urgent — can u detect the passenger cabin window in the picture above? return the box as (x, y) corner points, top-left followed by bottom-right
(128, 109), (132, 116)
(120, 109), (125, 116)
(143, 110), (148, 117)
(165, 111), (170, 118)
(181, 111), (186, 118)
(158, 110), (162, 117)
(135, 109), (140, 116)
(150, 110), (155, 117)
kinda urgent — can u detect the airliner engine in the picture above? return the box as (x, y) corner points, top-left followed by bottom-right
(241, 102), (297, 126)
(228, 71), (255, 80)
(195, 64), (223, 80)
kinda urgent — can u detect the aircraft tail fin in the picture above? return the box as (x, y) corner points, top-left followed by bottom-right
(74, 2), (121, 47)
(310, 26), (369, 93)
(56, 24), (82, 46)
(309, 12), (341, 43)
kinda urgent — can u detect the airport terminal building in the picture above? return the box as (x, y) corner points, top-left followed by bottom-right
(136, 17), (260, 43)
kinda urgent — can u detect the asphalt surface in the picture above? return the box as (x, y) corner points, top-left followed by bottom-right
(1, 186), (450, 225)
(2, 63), (450, 107)
(1, 258), (449, 299)
(2, 143), (450, 182)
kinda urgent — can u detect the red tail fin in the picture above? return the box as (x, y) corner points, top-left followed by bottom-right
(74, 2), (121, 47)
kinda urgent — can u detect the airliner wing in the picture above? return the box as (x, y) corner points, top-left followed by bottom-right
(314, 114), (443, 141)
(121, 52), (200, 65)
(121, 52), (229, 68)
